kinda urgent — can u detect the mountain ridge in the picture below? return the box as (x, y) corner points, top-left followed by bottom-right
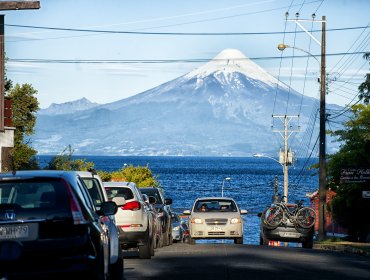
(33, 49), (342, 156)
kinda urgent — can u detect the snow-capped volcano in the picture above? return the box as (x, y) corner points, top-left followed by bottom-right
(186, 48), (282, 88)
(33, 49), (339, 156)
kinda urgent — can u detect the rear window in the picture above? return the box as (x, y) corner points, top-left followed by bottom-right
(140, 188), (163, 204)
(0, 178), (69, 210)
(105, 187), (134, 201)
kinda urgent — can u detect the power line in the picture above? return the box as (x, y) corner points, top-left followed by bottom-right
(8, 52), (367, 64)
(5, 24), (369, 37)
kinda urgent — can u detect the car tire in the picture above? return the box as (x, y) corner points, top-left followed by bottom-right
(169, 232), (173, 245)
(138, 241), (151, 259)
(188, 237), (195, 245)
(234, 237), (243, 244)
(302, 239), (313, 249)
(157, 234), (163, 248)
(109, 250), (123, 280)
(163, 230), (169, 246)
(150, 238), (155, 256)
(262, 235), (269, 246)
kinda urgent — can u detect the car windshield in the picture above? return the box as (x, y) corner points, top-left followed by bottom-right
(140, 189), (163, 204)
(105, 187), (134, 201)
(194, 199), (237, 212)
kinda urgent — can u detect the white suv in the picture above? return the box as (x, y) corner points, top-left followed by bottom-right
(103, 182), (154, 259)
(184, 197), (247, 244)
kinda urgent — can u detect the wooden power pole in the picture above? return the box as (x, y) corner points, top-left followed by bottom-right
(0, 1), (40, 131)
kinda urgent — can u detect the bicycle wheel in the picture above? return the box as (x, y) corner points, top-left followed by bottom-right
(295, 207), (316, 228)
(263, 206), (283, 229)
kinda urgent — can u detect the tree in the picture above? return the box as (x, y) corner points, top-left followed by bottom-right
(98, 164), (160, 187)
(358, 53), (370, 104)
(7, 83), (40, 170)
(327, 104), (370, 241)
(46, 145), (94, 171)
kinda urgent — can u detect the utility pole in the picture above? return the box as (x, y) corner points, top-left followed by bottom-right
(272, 115), (299, 203)
(0, 1), (40, 131)
(318, 15), (327, 241)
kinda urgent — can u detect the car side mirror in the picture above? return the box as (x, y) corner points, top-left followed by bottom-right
(148, 196), (157, 204)
(112, 197), (126, 207)
(183, 210), (191, 215)
(165, 198), (173, 205)
(100, 201), (118, 216)
(257, 212), (262, 217)
(240, 209), (248, 215)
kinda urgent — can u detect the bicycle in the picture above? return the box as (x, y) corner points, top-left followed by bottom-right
(262, 198), (316, 229)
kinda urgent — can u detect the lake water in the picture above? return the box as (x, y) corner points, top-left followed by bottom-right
(38, 155), (318, 245)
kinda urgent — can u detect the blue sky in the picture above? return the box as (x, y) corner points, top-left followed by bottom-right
(3, 0), (370, 108)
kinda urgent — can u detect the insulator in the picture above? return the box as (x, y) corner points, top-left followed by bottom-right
(285, 12), (289, 18)
(295, 12), (300, 18)
(312, 13), (316, 19)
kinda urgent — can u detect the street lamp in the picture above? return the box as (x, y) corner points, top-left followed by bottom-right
(277, 17), (327, 241)
(221, 177), (231, 197)
(277, 44), (320, 64)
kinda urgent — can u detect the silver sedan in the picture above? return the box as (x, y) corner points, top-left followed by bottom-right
(184, 197), (247, 244)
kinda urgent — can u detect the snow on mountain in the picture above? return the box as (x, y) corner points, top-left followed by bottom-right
(38, 97), (99, 115)
(185, 48), (285, 89)
(32, 49), (341, 156)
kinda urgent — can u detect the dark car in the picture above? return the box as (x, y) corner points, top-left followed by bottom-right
(78, 171), (125, 279)
(259, 203), (314, 248)
(140, 187), (173, 246)
(0, 170), (118, 279)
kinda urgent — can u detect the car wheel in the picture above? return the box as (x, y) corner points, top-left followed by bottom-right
(169, 233), (173, 245)
(234, 237), (243, 244)
(302, 239), (313, 249)
(157, 234), (164, 248)
(150, 238), (155, 256)
(262, 235), (269, 246)
(109, 249), (123, 280)
(90, 246), (108, 280)
(138, 241), (151, 259)
(163, 230), (169, 246)
(188, 237), (195, 245)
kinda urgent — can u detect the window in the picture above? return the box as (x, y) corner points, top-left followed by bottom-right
(105, 187), (134, 201)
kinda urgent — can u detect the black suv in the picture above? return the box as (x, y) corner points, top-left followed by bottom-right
(259, 203), (314, 248)
(140, 187), (173, 246)
(0, 170), (118, 279)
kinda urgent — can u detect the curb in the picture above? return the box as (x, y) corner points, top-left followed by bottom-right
(313, 243), (370, 258)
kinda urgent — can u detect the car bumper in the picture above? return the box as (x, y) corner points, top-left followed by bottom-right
(0, 236), (95, 276)
(190, 223), (243, 239)
(263, 226), (314, 242)
(117, 227), (149, 248)
(172, 229), (182, 241)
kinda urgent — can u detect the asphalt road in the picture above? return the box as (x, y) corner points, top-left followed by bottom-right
(123, 243), (370, 280)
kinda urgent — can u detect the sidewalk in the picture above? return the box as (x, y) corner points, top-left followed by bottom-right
(314, 241), (370, 258)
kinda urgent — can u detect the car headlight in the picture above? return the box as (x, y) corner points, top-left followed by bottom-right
(173, 226), (180, 231)
(191, 218), (203, 224)
(230, 217), (241, 224)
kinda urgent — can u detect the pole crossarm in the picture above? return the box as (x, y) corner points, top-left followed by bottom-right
(0, 1), (40, 10)
(286, 18), (326, 47)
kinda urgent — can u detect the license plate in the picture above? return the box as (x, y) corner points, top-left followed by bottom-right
(0, 225), (29, 240)
(280, 232), (300, 238)
(211, 226), (223, 232)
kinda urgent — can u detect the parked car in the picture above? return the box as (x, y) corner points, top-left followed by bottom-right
(259, 203), (315, 248)
(140, 187), (173, 246)
(104, 182), (154, 259)
(77, 171), (125, 279)
(184, 197), (247, 244)
(172, 213), (184, 243)
(0, 170), (118, 279)
(141, 193), (163, 249)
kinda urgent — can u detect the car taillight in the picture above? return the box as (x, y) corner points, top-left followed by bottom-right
(121, 201), (141, 211)
(63, 180), (88, 225)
